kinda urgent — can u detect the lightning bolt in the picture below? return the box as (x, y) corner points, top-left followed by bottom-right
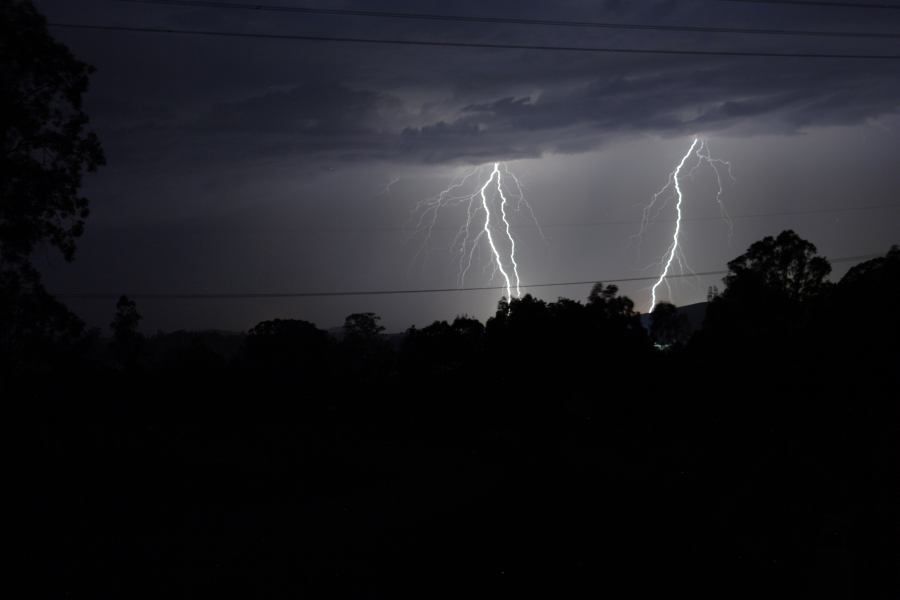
(411, 161), (539, 299)
(480, 163), (516, 298)
(695, 139), (735, 243)
(409, 165), (481, 274)
(377, 176), (401, 197)
(648, 138), (699, 313)
(502, 164), (547, 244)
(641, 137), (735, 313)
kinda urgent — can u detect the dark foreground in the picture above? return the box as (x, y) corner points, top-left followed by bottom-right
(15, 238), (900, 598)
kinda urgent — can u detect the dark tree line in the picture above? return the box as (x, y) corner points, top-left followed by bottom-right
(18, 233), (899, 599)
(21, 230), (894, 389)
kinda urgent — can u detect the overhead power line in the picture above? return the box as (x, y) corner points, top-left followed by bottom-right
(109, 0), (900, 40)
(55, 254), (880, 300)
(49, 23), (900, 60)
(716, 0), (900, 10)
(53, 270), (733, 300)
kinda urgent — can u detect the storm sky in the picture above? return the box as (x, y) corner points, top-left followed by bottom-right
(33, 0), (900, 332)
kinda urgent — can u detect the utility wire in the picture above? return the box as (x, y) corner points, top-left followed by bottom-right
(109, 0), (900, 40)
(716, 0), (900, 10)
(55, 254), (880, 300)
(49, 23), (900, 60)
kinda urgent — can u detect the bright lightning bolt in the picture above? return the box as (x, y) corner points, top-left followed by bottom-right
(649, 138), (699, 313)
(411, 162), (540, 299)
(480, 163), (515, 299)
(642, 137), (735, 313)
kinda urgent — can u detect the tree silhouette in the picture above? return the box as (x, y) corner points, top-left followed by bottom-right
(703, 230), (832, 348)
(241, 318), (331, 374)
(343, 312), (385, 342)
(1, 0), (105, 269)
(823, 245), (900, 355)
(339, 312), (391, 382)
(585, 283), (649, 356)
(587, 283), (638, 319)
(485, 294), (552, 373)
(650, 301), (689, 349)
(0, 265), (84, 373)
(110, 295), (143, 368)
(837, 244), (898, 294)
(723, 230), (831, 302)
(0, 1), (103, 371)
(402, 316), (485, 378)
(482, 287), (651, 383)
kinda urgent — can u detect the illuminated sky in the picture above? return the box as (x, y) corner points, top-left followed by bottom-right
(33, 0), (900, 332)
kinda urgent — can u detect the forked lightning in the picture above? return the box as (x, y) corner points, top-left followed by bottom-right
(641, 137), (734, 313)
(412, 162), (541, 299)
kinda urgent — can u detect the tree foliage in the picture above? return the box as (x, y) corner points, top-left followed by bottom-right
(110, 295), (143, 367)
(343, 312), (385, 342)
(0, 265), (84, 373)
(824, 245), (900, 354)
(650, 301), (689, 348)
(0, 1), (105, 371)
(241, 318), (331, 373)
(722, 229), (831, 302)
(704, 230), (832, 347)
(0, 0), (105, 268)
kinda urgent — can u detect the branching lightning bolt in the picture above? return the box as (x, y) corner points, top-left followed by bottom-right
(695, 140), (735, 243)
(411, 162), (541, 299)
(648, 138), (698, 313)
(480, 164), (515, 298)
(503, 164), (547, 244)
(642, 137), (735, 313)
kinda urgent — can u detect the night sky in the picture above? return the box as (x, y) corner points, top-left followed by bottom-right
(33, 0), (900, 333)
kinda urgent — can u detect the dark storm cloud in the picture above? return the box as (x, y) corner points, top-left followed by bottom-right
(377, 56), (898, 162)
(121, 56), (898, 167)
(196, 81), (394, 135)
(36, 0), (900, 166)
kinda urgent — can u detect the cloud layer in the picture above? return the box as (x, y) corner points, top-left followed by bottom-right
(39, 0), (900, 166)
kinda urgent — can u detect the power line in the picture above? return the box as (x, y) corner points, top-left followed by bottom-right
(53, 271), (731, 300)
(54, 253), (880, 300)
(49, 23), (900, 60)
(109, 0), (900, 40)
(716, 0), (900, 10)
